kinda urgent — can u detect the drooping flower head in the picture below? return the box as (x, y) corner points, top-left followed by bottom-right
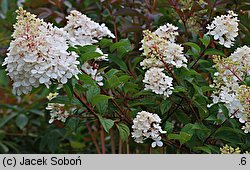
(206, 10), (239, 48)
(2, 8), (80, 95)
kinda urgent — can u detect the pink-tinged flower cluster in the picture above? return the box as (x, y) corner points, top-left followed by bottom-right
(2, 8), (80, 95)
(140, 24), (187, 69)
(208, 46), (250, 133)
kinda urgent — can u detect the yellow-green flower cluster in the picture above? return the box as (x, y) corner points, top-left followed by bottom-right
(220, 145), (249, 154)
(220, 145), (241, 154)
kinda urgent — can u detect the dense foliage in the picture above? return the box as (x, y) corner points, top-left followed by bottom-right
(0, 0), (250, 154)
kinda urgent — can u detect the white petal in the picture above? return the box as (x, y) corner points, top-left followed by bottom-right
(151, 142), (157, 148)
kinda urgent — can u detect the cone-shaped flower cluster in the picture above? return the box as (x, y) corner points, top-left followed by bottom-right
(2, 8), (80, 95)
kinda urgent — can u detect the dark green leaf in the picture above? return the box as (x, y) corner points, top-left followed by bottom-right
(0, 112), (18, 128)
(15, 114), (28, 130)
(80, 51), (103, 63)
(116, 123), (130, 142)
(199, 34), (210, 47)
(91, 94), (113, 106)
(160, 99), (171, 114)
(205, 49), (225, 56)
(98, 115), (114, 133)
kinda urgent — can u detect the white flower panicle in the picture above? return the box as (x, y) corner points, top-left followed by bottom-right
(206, 10), (239, 48)
(140, 24), (187, 69)
(2, 8), (80, 95)
(208, 46), (250, 133)
(82, 62), (104, 86)
(131, 111), (166, 148)
(143, 67), (174, 97)
(46, 103), (69, 124)
(208, 81), (243, 118)
(64, 10), (115, 46)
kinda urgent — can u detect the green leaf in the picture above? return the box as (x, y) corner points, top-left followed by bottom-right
(63, 84), (73, 101)
(80, 51), (103, 63)
(96, 100), (108, 114)
(70, 141), (85, 149)
(91, 94), (113, 106)
(78, 73), (96, 86)
(15, 114), (28, 130)
(0, 69), (8, 87)
(118, 75), (131, 83)
(175, 111), (191, 125)
(193, 146), (212, 154)
(184, 42), (201, 54)
(124, 82), (139, 94)
(77, 45), (97, 53)
(173, 86), (187, 93)
(110, 39), (131, 53)
(66, 117), (79, 132)
(160, 99), (171, 114)
(86, 86), (100, 103)
(116, 123), (130, 142)
(39, 129), (65, 153)
(0, 142), (9, 153)
(0, 130), (5, 140)
(213, 127), (242, 143)
(204, 49), (225, 56)
(75, 84), (88, 93)
(193, 99), (209, 119)
(99, 38), (113, 48)
(181, 123), (195, 135)
(98, 115), (114, 133)
(164, 121), (174, 133)
(205, 145), (220, 154)
(0, 112), (18, 128)
(106, 75), (121, 88)
(199, 34), (210, 47)
(109, 54), (128, 71)
(105, 69), (120, 78)
(168, 132), (192, 144)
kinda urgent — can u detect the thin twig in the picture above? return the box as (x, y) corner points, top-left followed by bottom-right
(110, 129), (116, 154)
(100, 126), (106, 154)
(118, 138), (123, 154)
(203, 109), (239, 144)
(73, 91), (99, 118)
(86, 123), (101, 154)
